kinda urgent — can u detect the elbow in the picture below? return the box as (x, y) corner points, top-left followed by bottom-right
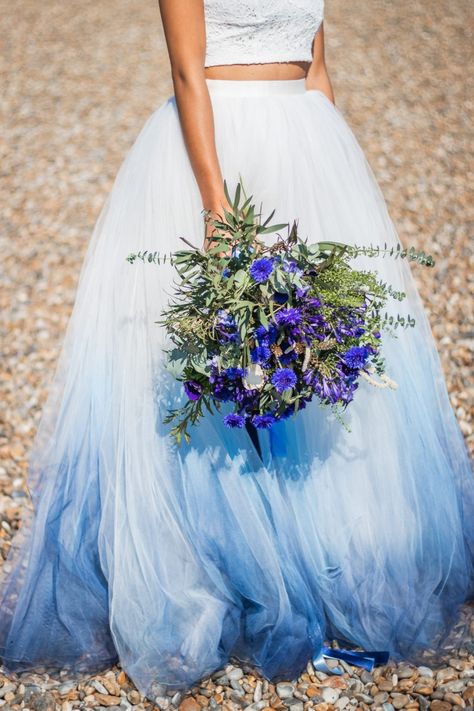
(171, 63), (206, 93)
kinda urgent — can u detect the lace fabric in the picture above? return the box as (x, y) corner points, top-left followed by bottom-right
(204, 0), (324, 67)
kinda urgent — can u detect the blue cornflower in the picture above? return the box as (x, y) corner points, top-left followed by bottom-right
(223, 367), (246, 380)
(271, 368), (297, 393)
(249, 257), (274, 283)
(224, 413), (246, 428)
(275, 307), (302, 327)
(279, 350), (298, 366)
(342, 346), (371, 370)
(222, 267), (231, 278)
(254, 324), (278, 345)
(254, 325), (269, 342)
(250, 344), (271, 364)
(252, 413), (276, 429)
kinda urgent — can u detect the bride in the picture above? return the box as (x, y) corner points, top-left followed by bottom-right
(1, 0), (473, 700)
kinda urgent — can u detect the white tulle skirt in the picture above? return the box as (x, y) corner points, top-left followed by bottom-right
(1, 78), (473, 698)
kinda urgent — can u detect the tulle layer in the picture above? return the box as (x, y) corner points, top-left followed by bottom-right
(1, 78), (473, 697)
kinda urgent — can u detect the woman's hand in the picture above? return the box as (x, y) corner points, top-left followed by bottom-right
(203, 195), (233, 253)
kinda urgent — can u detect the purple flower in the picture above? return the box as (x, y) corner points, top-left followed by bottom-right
(271, 368), (297, 393)
(252, 413), (276, 429)
(373, 331), (381, 339)
(215, 309), (239, 344)
(283, 260), (303, 276)
(224, 413), (246, 428)
(342, 346), (371, 370)
(296, 285), (310, 299)
(184, 380), (203, 401)
(275, 307), (302, 327)
(222, 267), (231, 278)
(249, 257), (274, 283)
(250, 345), (271, 364)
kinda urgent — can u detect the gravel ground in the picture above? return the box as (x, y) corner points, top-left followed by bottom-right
(0, 0), (473, 709)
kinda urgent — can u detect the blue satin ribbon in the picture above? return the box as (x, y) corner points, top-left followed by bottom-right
(313, 644), (390, 674)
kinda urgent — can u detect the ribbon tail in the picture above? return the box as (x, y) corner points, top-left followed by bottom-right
(313, 644), (390, 674)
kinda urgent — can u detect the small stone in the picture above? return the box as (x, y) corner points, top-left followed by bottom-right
(443, 693), (464, 706)
(335, 697), (350, 710)
(127, 690), (141, 704)
(443, 680), (466, 693)
(253, 681), (262, 703)
(31, 693), (56, 711)
(228, 670), (244, 682)
(285, 701), (303, 711)
(196, 694), (210, 706)
(374, 692), (389, 704)
(416, 667), (433, 679)
(92, 680), (110, 695)
(463, 686), (474, 703)
(397, 667), (417, 680)
(276, 684), (295, 700)
(58, 683), (76, 696)
(360, 671), (374, 684)
(94, 694), (122, 707)
(172, 692), (183, 707)
(117, 671), (128, 686)
(436, 669), (458, 685)
(396, 680), (415, 692)
(323, 677), (348, 689)
(413, 684), (434, 696)
(0, 686), (16, 700)
(321, 687), (340, 703)
(382, 705), (395, 711)
(391, 694), (410, 709)
(179, 698), (202, 711)
(306, 686), (321, 698)
(449, 659), (470, 671)
(101, 676), (121, 696)
(378, 680), (394, 692)
(430, 702), (452, 711)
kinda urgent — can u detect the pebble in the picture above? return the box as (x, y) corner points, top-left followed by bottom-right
(276, 683), (295, 699)
(391, 693), (410, 709)
(321, 686), (341, 703)
(430, 702), (453, 711)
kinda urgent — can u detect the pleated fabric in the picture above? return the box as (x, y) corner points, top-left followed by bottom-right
(1, 78), (473, 698)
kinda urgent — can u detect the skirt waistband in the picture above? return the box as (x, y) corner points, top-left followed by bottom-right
(205, 78), (307, 97)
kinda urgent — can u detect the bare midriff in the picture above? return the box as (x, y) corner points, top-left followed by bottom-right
(204, 61), (310, 80)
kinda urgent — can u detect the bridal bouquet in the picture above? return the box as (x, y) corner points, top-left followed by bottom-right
(128, 181), (434, 443)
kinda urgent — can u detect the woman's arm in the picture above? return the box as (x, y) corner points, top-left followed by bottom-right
(305, 23), (335, 104)
(158, 0), (230, 244)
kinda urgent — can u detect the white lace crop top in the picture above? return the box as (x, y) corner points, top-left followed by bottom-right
(203, 0), (325, 67)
